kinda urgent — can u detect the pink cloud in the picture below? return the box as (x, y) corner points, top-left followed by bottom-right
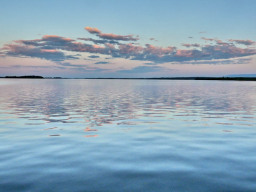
(119, 43), (144, 55)
(144, 44), (176, 56)
(99, 33), (138, 41)
(85, 26), (139, 41)
(85, 27), (101, 34)
(176, 50), (194, 57)
(215, 40), (230, 46)
(41, 49), (59, 53)
(92, 44), (105, 49)
(1, 28), (256, 64)
(42, 35), (74, 42)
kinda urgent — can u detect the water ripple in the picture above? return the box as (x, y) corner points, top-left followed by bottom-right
(0, 79), (256, 191)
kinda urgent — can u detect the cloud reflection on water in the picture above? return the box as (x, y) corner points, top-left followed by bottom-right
(0, 79), (255, 138)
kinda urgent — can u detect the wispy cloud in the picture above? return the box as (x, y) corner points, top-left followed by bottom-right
(182, 43), (200, 48)
(85, 27), (139, 41)
(118, 66), (169, 73)
(175, 58), (252, 65)
(88, 55), (100, 58)
(78, 37), (120, 45)
(201, 37), (216, 41)
(201, 37), (256, 46)
(94, 61), (109, 64)
(149, 38), (158, 41)
(229, 39), (255, 46)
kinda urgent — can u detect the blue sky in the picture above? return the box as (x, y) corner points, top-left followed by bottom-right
(0, 0), (255, 77)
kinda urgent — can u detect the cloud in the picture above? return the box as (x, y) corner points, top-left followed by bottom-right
(201, 37), (233, 46)
(15, 35), (75, 48)
(149, 38), (157, 41)
(144, 62), (155, 65)
(201, 37), (216, 41)
(55, 62), (111, 72)
(0, 65), (51, 69)
(99, 33), (138, 41)
(42, 35), (74, 42)
(84, 27), (101, 34)
(85, 26), (139, 41)
(88, 55), (100, 58)
(177, 58), (252, 65)
(118, 66), (166, 73)
(182, 43), (200, 48)
(94, 61), (109, 64)
(58, 62), (86, 67)
(229, 39), (255, 46)
(1, 27), (256, 65)
(215, 40), (231, 46)
(2, 44), (79, 61)
(3, 36), (112, 57)
(200, 44), (255, 60)
(78, 37), (120, 45)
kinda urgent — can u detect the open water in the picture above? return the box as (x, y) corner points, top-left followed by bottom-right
(0, 79), (256, 192)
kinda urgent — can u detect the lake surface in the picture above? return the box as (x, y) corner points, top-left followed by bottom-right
(0, 79), (256, 192)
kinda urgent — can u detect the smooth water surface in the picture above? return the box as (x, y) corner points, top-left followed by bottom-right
(0, 79), (256, 192)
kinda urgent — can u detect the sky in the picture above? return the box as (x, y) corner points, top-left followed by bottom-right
(0, 0), (255, 78)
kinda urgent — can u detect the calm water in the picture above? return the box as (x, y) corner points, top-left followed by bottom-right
(0, 79), (256, 192)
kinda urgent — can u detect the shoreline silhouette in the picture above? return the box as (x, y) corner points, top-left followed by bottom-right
(1, 76), (256, 81)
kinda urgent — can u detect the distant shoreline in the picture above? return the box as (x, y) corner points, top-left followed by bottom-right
(1, 76), (256, 81)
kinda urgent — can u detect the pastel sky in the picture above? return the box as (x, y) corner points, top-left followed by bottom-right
(0, 0), (255, 78)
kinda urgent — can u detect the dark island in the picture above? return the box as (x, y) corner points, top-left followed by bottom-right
(1, 76), (256, 81)
(4, 75), (44, 79)
(194, 77), (256, 81)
